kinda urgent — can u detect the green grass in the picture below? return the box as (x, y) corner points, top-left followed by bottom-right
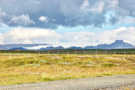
(0, 53), (135, 86)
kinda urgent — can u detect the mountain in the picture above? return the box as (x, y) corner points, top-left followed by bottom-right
(0, 44), (48, 50)
(0, 40), (134, 50)
(85, 40), (135, 49)
(9, 47), (27, 50)
(40, 46), (64, 50)
(107, 40), (134, 49)
(68, 46), (82, 50)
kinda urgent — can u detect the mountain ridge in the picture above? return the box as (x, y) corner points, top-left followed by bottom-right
(0, 40), (134, 50)
(85, 40), (134, 49)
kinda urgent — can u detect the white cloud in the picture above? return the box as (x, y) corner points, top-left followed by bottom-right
(96, 27), (135, 45)
(59, 27), (135, 47)
(0, 33), (4, 44)
(39, 16), (48, 22)
(1, 27), (61, 44)
(0, 27), (135, 47)
(9, 15), (35, 25)
(59, 32), (95, 47)
(0, 23), (8, 27)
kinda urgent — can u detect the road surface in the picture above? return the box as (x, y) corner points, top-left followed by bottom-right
(0, 74), (135, 90)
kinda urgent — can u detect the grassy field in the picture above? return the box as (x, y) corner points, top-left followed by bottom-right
(0, 52), (135, 86)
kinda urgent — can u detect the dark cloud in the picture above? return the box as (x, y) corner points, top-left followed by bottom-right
(0, 0), (135, 28)
(119, 0), (135, 11)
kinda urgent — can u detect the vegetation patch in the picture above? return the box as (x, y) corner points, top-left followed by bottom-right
(0, 53), (135, 86)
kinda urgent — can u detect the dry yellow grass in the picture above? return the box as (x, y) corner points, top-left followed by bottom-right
(0, 53), (135, 86)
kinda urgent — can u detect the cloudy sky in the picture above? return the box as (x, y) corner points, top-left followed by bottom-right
(0, 0), (135, 47)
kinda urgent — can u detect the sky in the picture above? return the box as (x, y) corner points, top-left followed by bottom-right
(0, 0), (135, 47)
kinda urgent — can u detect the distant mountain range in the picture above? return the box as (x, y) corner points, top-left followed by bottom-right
(85, 40), (135, 49)
(0, 44), (48, 50)
(0, 40), (135, 50)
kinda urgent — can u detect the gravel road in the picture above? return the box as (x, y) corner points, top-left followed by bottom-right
(0, 74), (135, 90)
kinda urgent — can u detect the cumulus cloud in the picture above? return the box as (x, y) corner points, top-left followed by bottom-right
(0, 26), (135, 47)
(96, 27), (135, 45)
(39, 16), (48, 22)
(60, 27), (135, 47)
(59, 31), (95, 47)
(9, 15), (35, 26)
(0, 33), (4, 44)
(1, 27), (61, 44)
